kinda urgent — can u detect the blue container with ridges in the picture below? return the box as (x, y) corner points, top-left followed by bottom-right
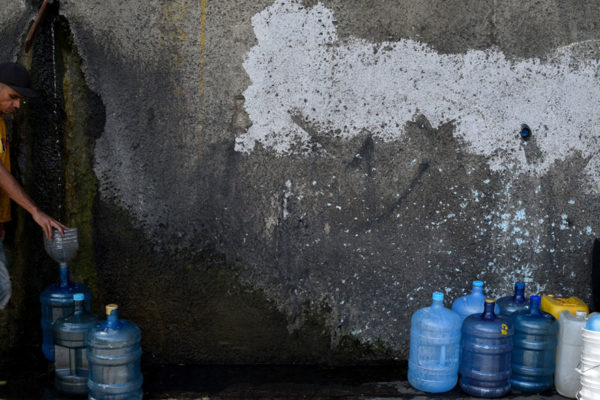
(460, 298), (513, 398)
(87, 304), (143, 400)
(452, 281), (499, 322)
(497, 282), (529, 316)
(53, 293), (99, 395)
(510, 295), (557, 392)
(40, 265), (91, 361)
(408, 292), (462, 393)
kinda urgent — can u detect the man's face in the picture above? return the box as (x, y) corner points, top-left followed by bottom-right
(0, 85), (24, 115)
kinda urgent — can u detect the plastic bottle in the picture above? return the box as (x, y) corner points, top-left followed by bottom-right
(40, 265), (91, 361)
(497, 282), (528, 316)
(408, 292), (462, 393)
(53, 293), (99, 395)
(87, 304), (143, 400)
(452, 281), (499, 321)
(555, 310), (589, 398)
(460, 298), (513, 398)
(510, 295), (557, 392)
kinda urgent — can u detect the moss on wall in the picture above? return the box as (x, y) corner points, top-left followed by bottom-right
(55, 17), (103, 296)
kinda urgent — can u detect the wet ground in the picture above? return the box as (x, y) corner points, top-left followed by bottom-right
(0, 361), (568, 399)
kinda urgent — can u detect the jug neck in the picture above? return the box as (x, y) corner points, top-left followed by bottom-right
(73, 299), (84, 315)
(528, 295), (542, 316)
(471, 281), (484, 295)
(513, 282), (526, 303)
(58, 265), (70, 288)
(431, 291), (444, 308)
(482, 299), (496, 320)
(107, 309), (119, 329)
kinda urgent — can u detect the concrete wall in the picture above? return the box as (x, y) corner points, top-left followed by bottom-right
(1, 0), (600, 364)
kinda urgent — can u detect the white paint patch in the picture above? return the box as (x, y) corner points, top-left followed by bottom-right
(240, 0), (600, 190)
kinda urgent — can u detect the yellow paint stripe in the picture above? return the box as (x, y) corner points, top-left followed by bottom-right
(199, 0), (206, 98)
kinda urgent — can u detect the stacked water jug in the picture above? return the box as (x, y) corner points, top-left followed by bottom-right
(41, 228), (143, 399)
(408, 280), (597, 398)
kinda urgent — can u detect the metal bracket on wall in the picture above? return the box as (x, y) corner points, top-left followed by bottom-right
(25, 0), (56, 53)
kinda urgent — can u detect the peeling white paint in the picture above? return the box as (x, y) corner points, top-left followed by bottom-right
(240, 0), (600, 190)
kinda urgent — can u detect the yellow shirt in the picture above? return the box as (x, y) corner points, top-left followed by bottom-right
(0, 117), (11, 223)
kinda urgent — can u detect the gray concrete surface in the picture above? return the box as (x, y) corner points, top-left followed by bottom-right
(0, 0), (600, 367)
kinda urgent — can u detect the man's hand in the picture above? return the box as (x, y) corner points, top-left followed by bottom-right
(32, 209), (67, 240)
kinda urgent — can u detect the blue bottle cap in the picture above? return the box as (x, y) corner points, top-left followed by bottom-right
(586, 314), (600, 331)
(473, 280), (483, 287)
(73, 293), (85, 301)
(432, 292), (443, 301)
(515, 282), (525, 289)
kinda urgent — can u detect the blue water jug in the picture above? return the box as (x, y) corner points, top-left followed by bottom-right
(40, 265), (91, 361)
(497, 282), (528, 316)
(53, 293), (99, 395)
(510, 295), (557, 392)
(452, 281), (499, 321)
(460, 298), (513, 398)
(87, 304), (143, 400)
(408, 292), (462, 393)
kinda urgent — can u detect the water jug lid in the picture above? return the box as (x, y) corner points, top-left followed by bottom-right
(106, 304), (118, 315)
(473, 280), (483, 287)
(515, 282), (525, 289)
(585, 314), (600, 331)
(73, 293), (84, 301)
(484, 297), (496, 303)
(432, 292), (443, 301)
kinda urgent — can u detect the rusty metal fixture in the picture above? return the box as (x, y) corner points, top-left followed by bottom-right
(25, 0), (55, 53)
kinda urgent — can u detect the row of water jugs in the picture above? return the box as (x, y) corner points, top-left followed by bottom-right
(408, 280), (600, 398)
(40, 228), (143, 399)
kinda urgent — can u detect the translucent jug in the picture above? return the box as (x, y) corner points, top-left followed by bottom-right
(555, 310), (589, 398)
(452, 281), (499, 321)
(497, 282), (528, 316)
(510, 295), (557, 392)
(87, 304), (143, 400)
(40, 265), (91, 361)
(408, 292), (461, 393)
(460, 298), (513, 398)
(53, 293), (99, 395)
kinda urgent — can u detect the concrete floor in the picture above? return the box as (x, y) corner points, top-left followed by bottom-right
(0, 364), (569, 400)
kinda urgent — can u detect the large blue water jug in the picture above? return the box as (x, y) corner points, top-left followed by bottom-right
(40, 265), (91, 361)
(87, 304), (143, 400)
(53, 293), (99, 395)
(510, 295), (557, 392)
(497, 282), (528, 316)
(408, 292), (462, 393)
(460, 298), (513, 398)
(452, 281), (499, 321)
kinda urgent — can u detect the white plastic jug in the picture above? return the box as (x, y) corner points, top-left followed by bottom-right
(555, 310), (588, 398)
(577, 324), (600, 400)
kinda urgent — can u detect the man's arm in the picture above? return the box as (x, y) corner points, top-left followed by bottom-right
(0, 163), (66, 239)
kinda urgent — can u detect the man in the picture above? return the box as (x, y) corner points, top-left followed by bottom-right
(0, 62), (67, 309)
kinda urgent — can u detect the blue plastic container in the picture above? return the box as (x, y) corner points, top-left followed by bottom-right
(510, 295), (558, 392)
(408, 292), (462, 393)
(585, 314), (600, 331)
(452, 281), (499, 321)
(87, 304), (143, 400)
(497, 282), (528, 316)
(40, 265), (91, 361)
(460, 298), (513, 398)
(53, 293), (99, 395)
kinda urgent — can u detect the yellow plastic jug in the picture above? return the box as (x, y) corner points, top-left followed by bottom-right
(540, 295), (588, 320)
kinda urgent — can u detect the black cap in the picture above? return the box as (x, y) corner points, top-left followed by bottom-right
(0, 62), (39, 98)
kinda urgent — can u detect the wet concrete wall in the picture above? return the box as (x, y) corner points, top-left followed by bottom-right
(1, 0), (600, 365)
